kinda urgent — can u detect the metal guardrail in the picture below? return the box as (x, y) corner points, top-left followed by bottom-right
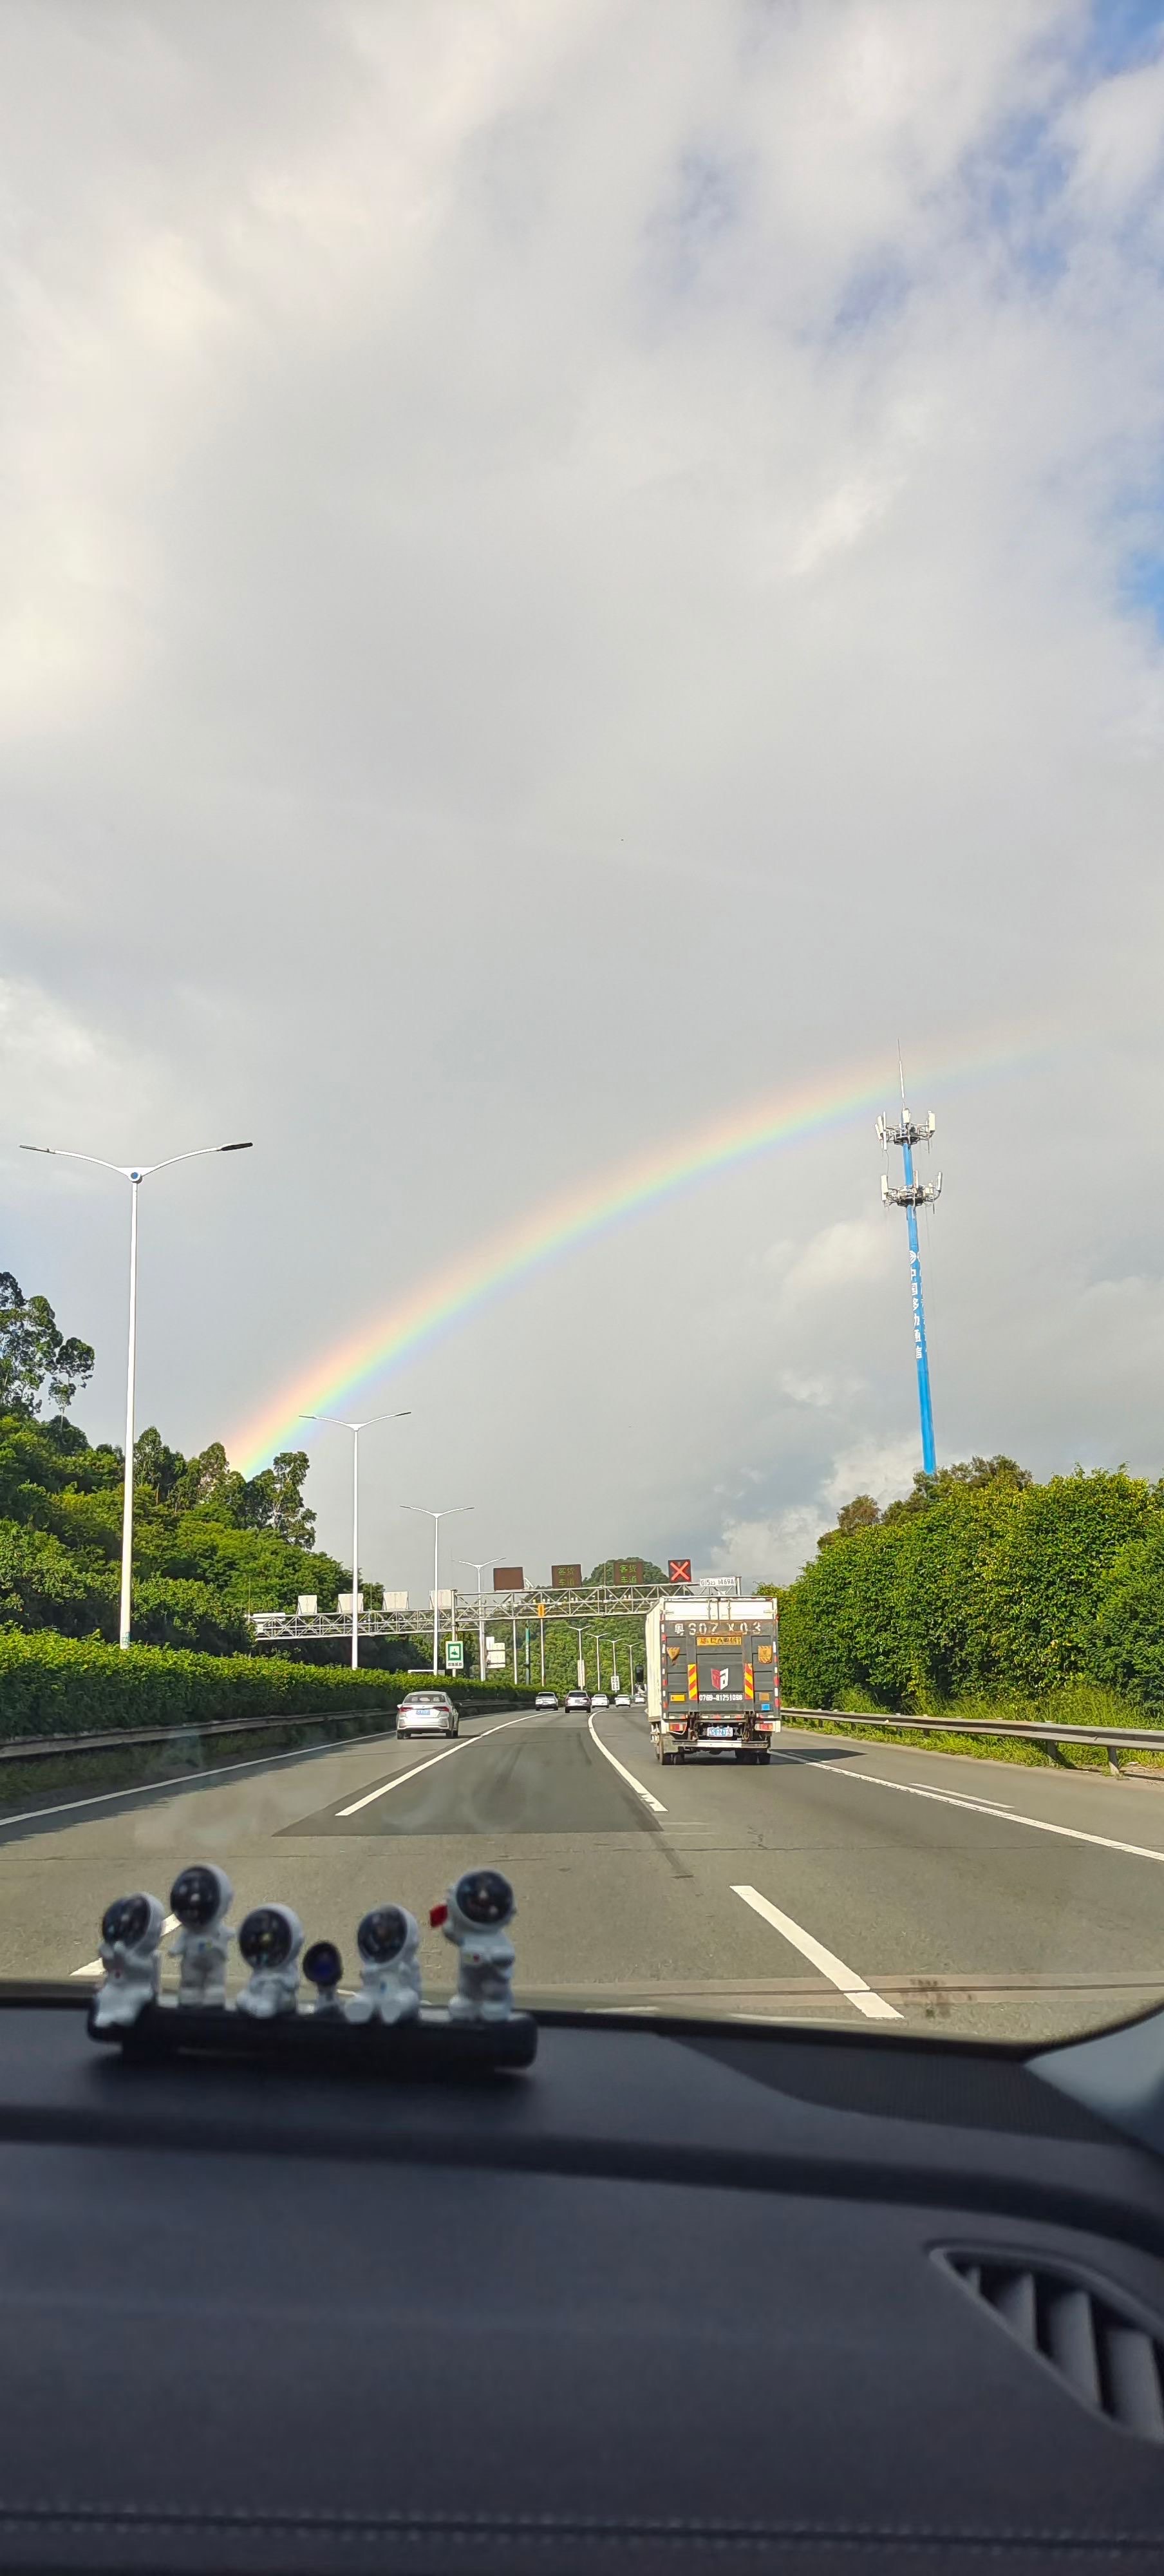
(0, 1707), (405, 1764)
(0, 1696), (529, 1767)
(783, 1706), (1164, 1774)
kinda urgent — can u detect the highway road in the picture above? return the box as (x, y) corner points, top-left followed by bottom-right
(1, 1704), (1163, 2041)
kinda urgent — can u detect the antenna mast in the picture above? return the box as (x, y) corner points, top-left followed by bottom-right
(876, 1069), (942, 1476)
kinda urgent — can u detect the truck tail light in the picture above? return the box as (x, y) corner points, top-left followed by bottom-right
(669, 1721), (686, 1734)
(756, 1718), (775, 1730)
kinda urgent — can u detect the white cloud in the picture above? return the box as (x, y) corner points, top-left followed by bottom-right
(1, 3), (1163, 1586)
(776, 1219), (897, 1307)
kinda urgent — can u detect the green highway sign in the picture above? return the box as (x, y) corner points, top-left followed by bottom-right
(445, 1640), (465, 1670)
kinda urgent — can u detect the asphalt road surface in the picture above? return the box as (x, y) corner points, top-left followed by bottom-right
(3, 1705), (1164, 2041)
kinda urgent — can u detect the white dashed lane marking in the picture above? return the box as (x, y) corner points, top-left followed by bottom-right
(731, 1886), (902, 2020)
(335, 1708), (547, 1817)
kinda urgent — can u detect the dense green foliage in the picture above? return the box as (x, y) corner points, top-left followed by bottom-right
(0, 1273), (351, 1651)
(0, 1410), (349, 1651)
(0, 1631), (538, 1738)
(778, 1459), (1164, 1712)
(0, 1273), (93, 1417)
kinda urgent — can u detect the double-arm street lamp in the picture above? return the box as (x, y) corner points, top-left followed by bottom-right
(400, 1503), (473, 1674)
(300, 1411), (411, 1668)
(21, 1139), (253, 1649)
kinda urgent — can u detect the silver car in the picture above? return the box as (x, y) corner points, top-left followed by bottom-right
(396, 1689), (459, 1739)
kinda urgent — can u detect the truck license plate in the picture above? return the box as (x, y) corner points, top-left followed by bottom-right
(706, 1724), (737, 1739)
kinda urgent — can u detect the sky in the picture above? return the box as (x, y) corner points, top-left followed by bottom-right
(3, 0), (1164, 1595)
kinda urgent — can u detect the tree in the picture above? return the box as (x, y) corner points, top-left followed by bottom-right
(0, 1519), (111, 1636)
(133, 1428), (184, 1506)
(0, 1374), (336, 1652)
(174, 1441), (238, 1513)
(818, 1495), (881, 1551)
(270, 1451), (315, 1549)
(779, 1464), (1159, 1712)
(885, 1457), (1034, 1522)
(0, 1276), (93, 1417)
(130, 1576), (251, 1654)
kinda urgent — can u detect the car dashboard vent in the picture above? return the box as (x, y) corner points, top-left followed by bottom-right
(938, 2251), (1164, 2441)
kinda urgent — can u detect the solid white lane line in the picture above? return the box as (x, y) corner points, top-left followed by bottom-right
(731, 1886), (901, 2020)
(825, 1762), (1164, 1866)
(0, 1730), (399, 1836)
(335, 1709), (546, 1817)
(587, 1712), (666, 1815)
(71, 1911), (178, 1980)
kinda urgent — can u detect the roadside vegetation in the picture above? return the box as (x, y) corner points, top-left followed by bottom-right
(0, 1273), (353, 1653)
(773, 1457), (1164, 1772)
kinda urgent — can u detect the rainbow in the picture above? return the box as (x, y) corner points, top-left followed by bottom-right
(229, 1034), (1043, 1473)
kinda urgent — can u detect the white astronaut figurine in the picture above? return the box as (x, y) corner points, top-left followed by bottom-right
(236, 1904), (303, 2018)
(434, 1868), (516, 2023)
(169, 1864), (234, 2009)
(346, 1904), (422, 2025)
(92, 1891), (165, 2029)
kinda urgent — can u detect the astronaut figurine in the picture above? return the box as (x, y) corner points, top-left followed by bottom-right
(91, 1891), (165, 2029)
(433, 1868), (516, 2023)
(345, 1905), (422, 2025)
(169, 1864), (234, 2009)
(302, 1939), (344, 2016)
(235, 1904), (303, 2018)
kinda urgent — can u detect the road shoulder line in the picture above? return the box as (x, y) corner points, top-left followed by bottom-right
(809, 1756), (1164, 1866)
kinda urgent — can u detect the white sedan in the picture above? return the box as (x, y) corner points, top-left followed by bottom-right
(396, 1690), (459, 1739)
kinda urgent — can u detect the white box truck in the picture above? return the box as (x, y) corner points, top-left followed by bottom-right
(644, 1595), (780, 1766)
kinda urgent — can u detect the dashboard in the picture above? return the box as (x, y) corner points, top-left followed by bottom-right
(0, 1993), (1162, 2573)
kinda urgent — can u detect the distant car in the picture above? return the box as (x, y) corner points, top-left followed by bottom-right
(564, 1689), (590, 1712)
(534, 1690), (560, 1709)
(591, 1692), (610, 1710)
(632, 1685), (646, 1703)
(614, 1692), (631, 1705)
(396, 1689), (458, 1739)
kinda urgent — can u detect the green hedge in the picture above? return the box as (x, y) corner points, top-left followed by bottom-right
(0, 1631), (539, 1739)
(778, 1468), (1164, 1712)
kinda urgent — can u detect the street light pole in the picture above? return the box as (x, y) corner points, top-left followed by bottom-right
(400, 1504), (472, 1674)
(21, 1139), (253, 1648)
(462, 1562), (487, 1685)
(301, 1410), (411, 1668)
(121, 1177), (140, 1650)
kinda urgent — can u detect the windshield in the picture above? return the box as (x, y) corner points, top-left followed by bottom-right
(3, 3), (1163, 2049)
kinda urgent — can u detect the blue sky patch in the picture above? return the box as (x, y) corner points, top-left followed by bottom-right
(1120, 550), (1164, 636)
(1082, 0), (1164, 76)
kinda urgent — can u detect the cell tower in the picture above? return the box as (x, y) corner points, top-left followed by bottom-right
(876, 1065), (942, 1477)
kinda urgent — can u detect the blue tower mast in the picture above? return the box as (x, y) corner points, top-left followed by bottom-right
(877, 1072), (942, 1477)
